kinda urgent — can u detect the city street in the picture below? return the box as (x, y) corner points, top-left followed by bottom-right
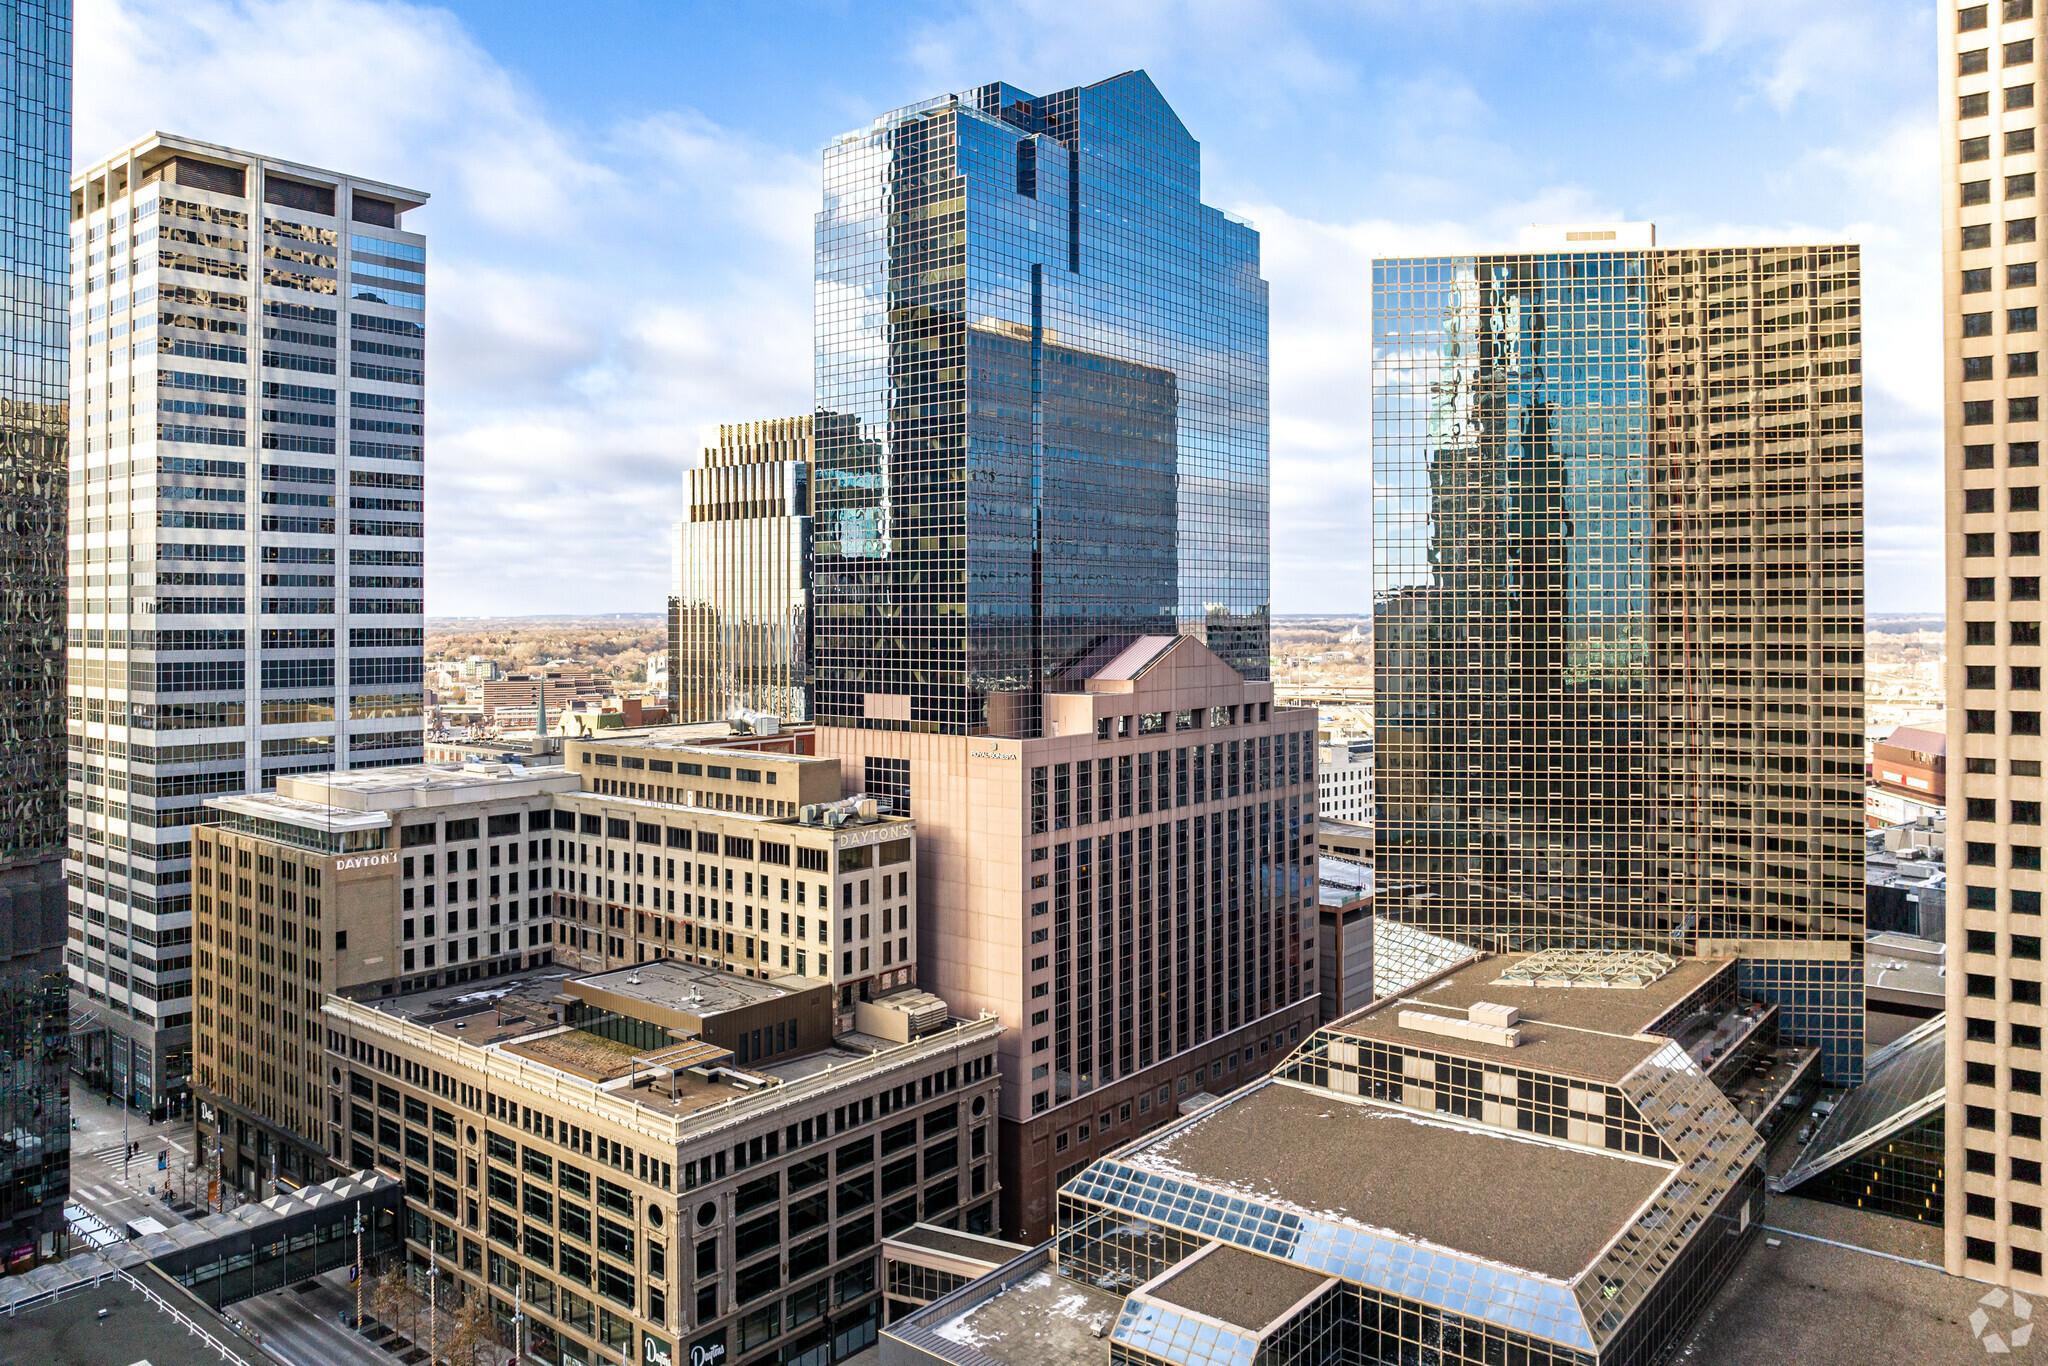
(65, 1077), (201, 1236)
(232, 1268), (399, 1366)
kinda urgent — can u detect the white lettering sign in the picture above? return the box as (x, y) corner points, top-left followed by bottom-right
(688, 1341), (725, 1366)
(970, 749), (1020, 761)
(334, 851), (397, 871)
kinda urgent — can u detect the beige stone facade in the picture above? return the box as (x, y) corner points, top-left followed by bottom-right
(192, 764), (580, 1191)
(326, 958), (1001, 1366)
(1945, 0), (2048, 1290)
(554, 730), (919, 1012)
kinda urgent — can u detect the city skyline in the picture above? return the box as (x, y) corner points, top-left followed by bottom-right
(72, 0), (1942, 619)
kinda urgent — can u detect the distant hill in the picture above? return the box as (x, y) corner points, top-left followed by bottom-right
(1867, 614), (1942, 635)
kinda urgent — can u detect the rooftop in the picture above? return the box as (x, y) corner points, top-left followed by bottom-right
(885, 1223), (1033, 1268)
(1336, 951), (1732, 1084)
(337, 964), (994, 1124)
(0, 1268), (262, 1366)
(346, 967), (574, 1032)
(1675, 1197), (1989, 1366)
(926, 1259), (1124, 1366)
(575, 958), (812, 1018)
(1120, 1080), (1672, 1282)
(570, 724), (816, 756)
(1317, 855), (1372, 907)
(1145, 1243), (1333, 1331)
(205, 790), (390, 833)
(209, 763), (581, 827)
(1880, 725), (1946, 756)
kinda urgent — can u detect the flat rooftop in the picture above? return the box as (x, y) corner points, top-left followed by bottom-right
(339, 964), (976, 1122)
(350, 967), (574, 1033)
(0, 1268), (262, 1366)
(928, 1264), (1124, 1366)
(205, 790), (391, 833)
(576, 958), (811, 1016)
(282, 763), (580, 806)
(1337, 950), (1733, 1083)
(1147, 1243), (1333, 1331)
(1676, 1197), (1995, 1366)
(1122, 1080), (1672, 1281)
(573, 725), (813, 755)
(885, 1223), (1032, 1267)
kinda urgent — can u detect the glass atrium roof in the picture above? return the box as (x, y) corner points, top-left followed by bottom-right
(1777, 1013), (1945, 1194)
(1112, 1297), (1262, 1366)
(1495, 947), (1678, 990)
(1372, 917), (1477, 998)
(1063, 1160), (1601, 1353)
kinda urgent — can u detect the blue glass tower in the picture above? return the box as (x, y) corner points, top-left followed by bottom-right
(0, 0), (71, 1258)
(1373, 239), (1868, 1081)
(813, 72), (1269, 737)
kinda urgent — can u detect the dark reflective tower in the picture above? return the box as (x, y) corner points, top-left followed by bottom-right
(1374, 233), (1867, 1082)
(812, 72), (1268, 738)
(0, 0), (72, 1260)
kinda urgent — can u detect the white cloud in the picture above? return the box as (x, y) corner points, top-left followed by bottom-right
(905, 0), (1355, 112)
(78, 0), (1943, 618)
(79, 0), (816, 615)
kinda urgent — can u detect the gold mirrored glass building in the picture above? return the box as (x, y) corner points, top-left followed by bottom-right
(670, 416), (812, 723)
(1373, 228), (1867, 1083)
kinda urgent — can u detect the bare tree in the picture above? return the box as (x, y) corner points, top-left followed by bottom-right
(369, 1264), (422, 1342)
(441, 1295), (498, 1366)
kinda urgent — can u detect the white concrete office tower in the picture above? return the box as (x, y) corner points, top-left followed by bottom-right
(66, 136), (428, 1114)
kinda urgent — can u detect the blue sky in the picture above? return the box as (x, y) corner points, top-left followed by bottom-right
(79, 0), (1942, 616)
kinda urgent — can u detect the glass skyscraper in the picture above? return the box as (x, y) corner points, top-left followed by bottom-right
(812, 72), (1268, 738)
(1373, 232), (1868, 1081)
(0, 0), (73, 1260)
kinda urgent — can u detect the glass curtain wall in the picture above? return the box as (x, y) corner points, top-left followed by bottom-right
(0, 0), (72, 1258)
(813, 73), (1268, 738)
(1373, 246), (1867, 1080)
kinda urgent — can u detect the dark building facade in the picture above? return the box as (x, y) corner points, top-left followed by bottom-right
(1372, 235), (1868, 1081)
(0, 0), (72, 1261)
(811, 71), (1268, 739)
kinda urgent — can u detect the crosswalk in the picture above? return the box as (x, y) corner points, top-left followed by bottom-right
(78, 1140), (159, 1182)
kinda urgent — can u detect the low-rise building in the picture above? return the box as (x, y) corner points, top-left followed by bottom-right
(1868, 723), (1946, 829)
(327, 958), (1001, 1366)
(1315, 854), (1373, 1022)
(887, 947), (1771, 1366)
(1316, 733), (1372, 825)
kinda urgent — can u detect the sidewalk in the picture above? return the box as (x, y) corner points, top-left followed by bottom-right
(66, 1077), (212, 1223)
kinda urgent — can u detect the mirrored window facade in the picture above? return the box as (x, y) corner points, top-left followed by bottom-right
(673, 416), (813, 723)
(813, 73), (1268, 738)
(1372, 245), (1866, 1081)
(0, 0), (71, 1256)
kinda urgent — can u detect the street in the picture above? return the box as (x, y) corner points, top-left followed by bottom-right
(65, 1077), (198, 1237)
(232, 1268), (401, 1366)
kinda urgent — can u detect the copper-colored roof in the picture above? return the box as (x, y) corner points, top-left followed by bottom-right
(1884, 726), (1946, 757)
